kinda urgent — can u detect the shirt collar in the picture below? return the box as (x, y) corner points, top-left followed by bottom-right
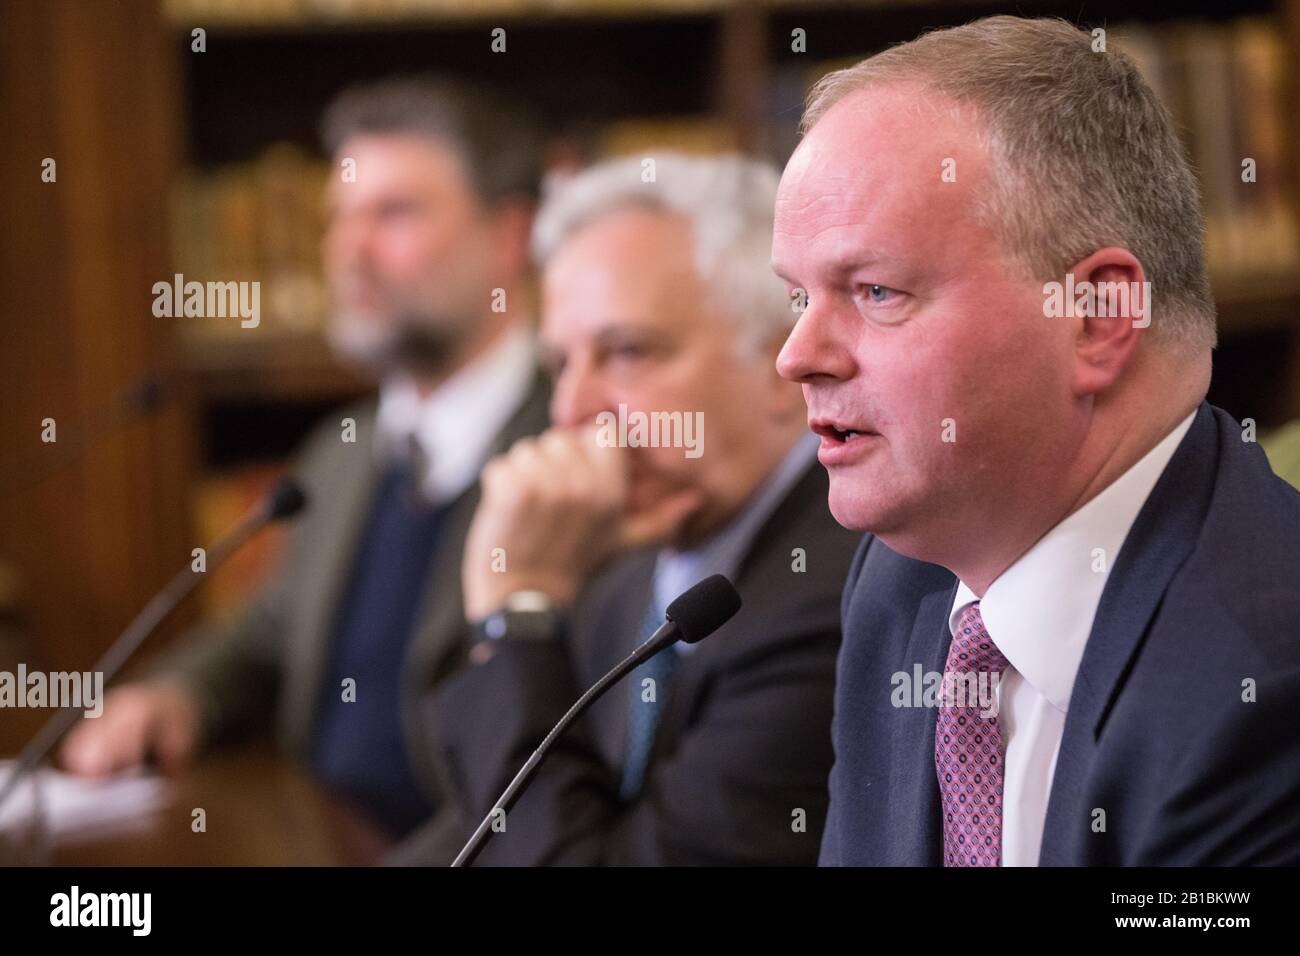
(948, 410), (1197, 712)
(376, 322), (536, 504)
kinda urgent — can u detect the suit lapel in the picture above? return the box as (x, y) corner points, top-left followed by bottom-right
(405, 369), (551, 690)
(586, 560), (656, 769)
(637, 459), (825, 767)
(889, 581), (956, 865)
(281, 403), (383, 754)
(402, 370), (551, 794)
(1040, 402), (1220, 861)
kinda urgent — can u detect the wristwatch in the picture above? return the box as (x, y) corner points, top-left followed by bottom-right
(479, 590), (563, 643)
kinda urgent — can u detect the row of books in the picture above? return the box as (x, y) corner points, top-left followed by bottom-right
(1114, 18), (1298, 280)
(169, 123), (741, 342)
(171, 144), (329, 340)
(164, 0), (728, 26)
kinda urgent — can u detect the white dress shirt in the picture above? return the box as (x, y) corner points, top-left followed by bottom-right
(375, 323), (535, 505)
(947, 409), (1196, 866)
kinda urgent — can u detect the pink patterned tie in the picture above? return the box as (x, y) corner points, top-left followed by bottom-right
(935, 602), (1011, 866)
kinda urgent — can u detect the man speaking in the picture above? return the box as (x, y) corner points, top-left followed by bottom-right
(773, 17), (1300, 865)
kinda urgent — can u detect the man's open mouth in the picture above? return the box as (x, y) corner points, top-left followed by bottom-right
(811, 420), (877, 443)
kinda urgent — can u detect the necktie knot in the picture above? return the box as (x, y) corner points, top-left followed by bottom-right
(950, 603), (1009, 677)
(392, 432), (435, 510)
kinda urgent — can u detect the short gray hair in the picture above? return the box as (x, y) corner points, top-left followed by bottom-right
(803, 16), (1216, 351)
(532, 152), (793, 358)
(321, 74), (543, 205)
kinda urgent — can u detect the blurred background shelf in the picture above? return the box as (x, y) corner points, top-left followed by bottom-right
(182, 333), (369, 404)
(1214, 272), (1300, 336)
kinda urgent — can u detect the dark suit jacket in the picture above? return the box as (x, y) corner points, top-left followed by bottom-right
(821, 402), (1300, 865)
(155, 371), (551, 810)
(399, 460), (861, 865)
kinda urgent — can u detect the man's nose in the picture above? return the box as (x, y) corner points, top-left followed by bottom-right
(776, 299), (857, 384)
(549, 361), (609, 429)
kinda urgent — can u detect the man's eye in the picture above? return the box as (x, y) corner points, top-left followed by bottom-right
(862, 284), (893, 304)
(608, 344), (649, 361)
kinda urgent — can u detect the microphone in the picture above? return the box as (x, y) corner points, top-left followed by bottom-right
(0, 375), (171, 499)
(0, 477), (309, 814)
(450, 573), (742, 867)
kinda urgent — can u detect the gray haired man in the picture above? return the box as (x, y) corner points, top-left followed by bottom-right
(393, 153), (862, 865)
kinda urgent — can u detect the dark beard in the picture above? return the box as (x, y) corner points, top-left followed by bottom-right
(386, 319), (462, 378)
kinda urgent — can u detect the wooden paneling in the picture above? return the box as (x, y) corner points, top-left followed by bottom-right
(0, 0), (195, 752)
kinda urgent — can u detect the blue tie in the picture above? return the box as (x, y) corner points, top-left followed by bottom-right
(620, 598), (678, 799)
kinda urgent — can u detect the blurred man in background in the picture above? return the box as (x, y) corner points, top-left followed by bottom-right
(393, 153), (861, 866)
(61, 76), (550, 840)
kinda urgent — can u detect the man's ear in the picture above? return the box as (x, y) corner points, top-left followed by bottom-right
(1063, 246), (1150, 398)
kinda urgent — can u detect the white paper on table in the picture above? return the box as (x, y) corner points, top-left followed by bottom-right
(0, 762), (171, 841)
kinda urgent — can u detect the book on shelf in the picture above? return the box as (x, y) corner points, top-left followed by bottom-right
(1099, 18), (1296, 281)
(192, 463), (291, 616)
(171, 144), (330, 347)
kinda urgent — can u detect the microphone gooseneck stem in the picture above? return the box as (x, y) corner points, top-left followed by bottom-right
(450, 620), (679, 868)
(0, 494), (280, 814)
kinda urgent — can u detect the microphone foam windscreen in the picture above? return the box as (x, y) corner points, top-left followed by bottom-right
(665, 574), (742, 644)
(266, 478), (308, 520)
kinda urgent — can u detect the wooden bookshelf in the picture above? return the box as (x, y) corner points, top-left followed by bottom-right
(1, 0), (196, 751)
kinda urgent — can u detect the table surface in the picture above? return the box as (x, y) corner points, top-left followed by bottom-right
(46, 742), (395, 866)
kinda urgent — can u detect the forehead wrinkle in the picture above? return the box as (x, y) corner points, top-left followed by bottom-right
(775, 93), (994, 285)
(774, 182), (901, 275)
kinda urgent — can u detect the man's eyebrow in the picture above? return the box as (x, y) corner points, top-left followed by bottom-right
(828, 248), (906, 274)
(538, 322), (664, 363)
(592, 321), (662, 342)
(771, 250), (901, 285)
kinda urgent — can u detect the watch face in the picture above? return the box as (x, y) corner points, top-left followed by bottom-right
(483, 613), (510, 641)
